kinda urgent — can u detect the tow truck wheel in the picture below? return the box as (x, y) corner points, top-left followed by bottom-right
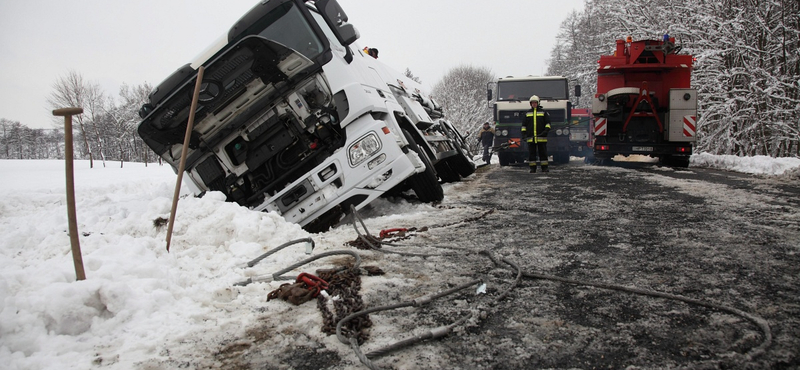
(498, 152), (510, 166)
(661, 155), (690, 168)
(554, 152), (570, 164)
(403, 129), (444, 202)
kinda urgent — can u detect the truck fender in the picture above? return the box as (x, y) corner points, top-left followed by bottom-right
(395, 113), (436, 163)
(335, 83), (389, 128)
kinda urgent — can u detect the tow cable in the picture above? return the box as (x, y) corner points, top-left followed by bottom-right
(346, 205), (453, 257)
(335, 279), (487, 370)
(339, 206), (772, 368)
(346, 205), (473, 257)
(233, 245), (362, 287)
(481, 253), (773, 361)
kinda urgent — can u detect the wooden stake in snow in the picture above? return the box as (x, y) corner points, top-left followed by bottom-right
(53, 107), (86, 281)
(165, 66), (206, 252)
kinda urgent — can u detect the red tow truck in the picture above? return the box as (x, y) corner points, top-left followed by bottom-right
(591, 36), (697, 167)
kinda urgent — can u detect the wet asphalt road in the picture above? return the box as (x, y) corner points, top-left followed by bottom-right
(347, 159), (800, 369)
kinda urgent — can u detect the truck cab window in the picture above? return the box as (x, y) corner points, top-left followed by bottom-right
(256, 3), (325, 60)
(310, 11), (341, 49)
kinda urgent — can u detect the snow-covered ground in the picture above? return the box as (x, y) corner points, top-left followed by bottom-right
(0, 154), (798, 370)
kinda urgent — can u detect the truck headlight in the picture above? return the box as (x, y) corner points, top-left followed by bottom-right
(502, 129), (508, 136)
(349, 132), (382, 166)
(563, 128), (570, 136)
(556, 129), (563, 135)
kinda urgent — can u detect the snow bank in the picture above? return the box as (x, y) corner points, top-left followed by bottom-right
(691, 152), (800, 178)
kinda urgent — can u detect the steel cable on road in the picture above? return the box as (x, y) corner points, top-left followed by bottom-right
(339, 207), (526, 368)
(364, 254), (523, 360)
(240, 237), (315, 268)
(234, 250), (362, 286)
(485, 255), (772, 360)
(348, 205), (459, 257)
(336, 279), (484, 369)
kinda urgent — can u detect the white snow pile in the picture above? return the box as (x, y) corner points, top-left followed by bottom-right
(0, 154), (797, 369)
(691, 152), (800, 178)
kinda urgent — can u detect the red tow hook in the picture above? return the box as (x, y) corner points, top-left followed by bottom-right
(296, 272), (329, 297)
(379, 228), (408, 239)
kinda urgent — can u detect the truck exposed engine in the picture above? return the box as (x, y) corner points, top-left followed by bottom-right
(487, 76), (586, 166)
(591, 36), (696, 167)
(137, 0), (475, 232)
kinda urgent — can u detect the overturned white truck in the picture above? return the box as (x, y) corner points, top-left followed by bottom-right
(137, 0), (475, 232)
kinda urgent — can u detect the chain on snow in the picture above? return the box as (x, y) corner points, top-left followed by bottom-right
(316, 266), (384, 344)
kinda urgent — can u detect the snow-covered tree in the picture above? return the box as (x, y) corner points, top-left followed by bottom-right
(102, 82), (152, 167)
(431, 65), (495, 151)
(404, 68), (422, 84)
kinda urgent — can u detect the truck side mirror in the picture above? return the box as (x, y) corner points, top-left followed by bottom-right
(575, 85), (582, 97)
(487, 89), (493, 101)
(315, 0), (360, 46)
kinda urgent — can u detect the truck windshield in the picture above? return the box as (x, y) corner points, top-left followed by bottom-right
(497, 80), (568, 101)
(253, 2), (325, 61)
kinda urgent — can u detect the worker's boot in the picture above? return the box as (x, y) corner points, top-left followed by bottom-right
(529, 166), (536, 173)
(542, 165), (549, 173)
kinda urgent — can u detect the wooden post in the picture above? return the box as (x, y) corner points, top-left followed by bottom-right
(165, 66), (206, 252)
(53, 107), (86, 281)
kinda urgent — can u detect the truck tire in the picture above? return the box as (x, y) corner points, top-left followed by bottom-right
(498, 152), (510, 166)
(448, 143), (476, 178)
(436, 161), (461, 183)
(553, 151), (570, 164)
(403, 129), (444, 202)
(661, 155), (690, 168)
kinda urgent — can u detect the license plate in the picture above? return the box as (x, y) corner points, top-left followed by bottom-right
(632, 146), (653, 152)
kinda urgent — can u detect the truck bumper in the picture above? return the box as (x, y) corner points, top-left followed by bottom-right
(254, 122), (416, 228)
(593, 141), (693, 158)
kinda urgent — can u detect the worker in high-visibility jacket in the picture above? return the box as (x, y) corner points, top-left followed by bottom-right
(521, 95), (551, 173)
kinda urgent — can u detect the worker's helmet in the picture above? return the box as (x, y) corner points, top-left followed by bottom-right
(529, 95), (540, 103)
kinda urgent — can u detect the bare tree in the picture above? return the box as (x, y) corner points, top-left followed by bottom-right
(85, 83), (108, 167)
(47, 70), (106, 168)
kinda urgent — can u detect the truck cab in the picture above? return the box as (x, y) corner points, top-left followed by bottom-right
(137, 0), (474, 232)
(487, 76), (586, 166)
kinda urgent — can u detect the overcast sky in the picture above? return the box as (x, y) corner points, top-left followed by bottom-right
(0, 0), (585, 129)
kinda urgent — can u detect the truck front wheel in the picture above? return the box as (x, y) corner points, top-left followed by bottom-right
(553, 151), (570, 164)
(403, 129), (444, 202)
(660, 155), (690, 168)
(498, 152), (510, 166)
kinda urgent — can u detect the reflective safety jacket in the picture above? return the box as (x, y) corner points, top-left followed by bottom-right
(521, 108), (551, 144)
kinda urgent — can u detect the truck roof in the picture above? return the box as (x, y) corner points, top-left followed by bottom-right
(497, 76), (566, 82)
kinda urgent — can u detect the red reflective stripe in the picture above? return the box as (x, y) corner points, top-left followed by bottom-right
(594, 118), (607, 136)
(683, 116), (696, 137)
